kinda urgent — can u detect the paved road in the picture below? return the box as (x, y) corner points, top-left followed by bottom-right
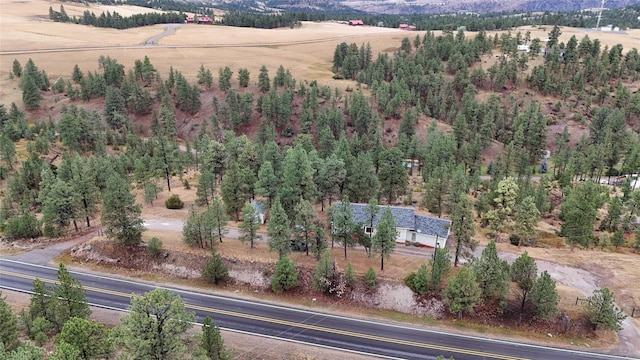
(0, 258), (634, 360)
(145, 24), (184, 45)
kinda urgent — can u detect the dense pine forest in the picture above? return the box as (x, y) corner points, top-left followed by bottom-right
(1, 22), (639, 359)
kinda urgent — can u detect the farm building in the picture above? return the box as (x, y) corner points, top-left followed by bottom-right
(186, 16), (212, 24)
(348, 20), (364, 26)
(399, 24), (416, 30)
(338, 202), (451, 248)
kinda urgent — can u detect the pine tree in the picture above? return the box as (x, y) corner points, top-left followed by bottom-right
(510, 252), (538, 323)
(206, 197), (229, 244)
(72, 64), (83, 83)
(101, 174), (144, 245)
(271, 256), (298, 293)
(221, 163), (254, 221)
(12, 59), (22, 78)
(239, 203), (261, 248)
(51, 263), (91, 330)
(585, 288), (626, 331)
(104, 87), (127, 129)
(118, 289), (195, 360)
(22, 72), (43, 110)
(312, 250), (336, 293)
(450, 193), (477, 267)
(445, 265), (481, 320)
(201, 317), (230, 360)
(0, 134), (16, 170)
(0, 292), (19, 351)
(331, 198), (355, 259)
(267, 198), (291, 258)
(202, 248), (228, 285)
(55, 317), (111, 360)
(28, 278), (51, 322)
(237, 68), (250, 88)
(514, 196), (541, 246)
(529, 271), (559, 320)
(258, 65), (270, 93)
(40, 179), (78, 236)
(371, 207), (397, 271)
(473, 240), (510, 305)
(430, 247), (451, 293)
(377, 148), (408, 204)
(256, 161), (279, 209)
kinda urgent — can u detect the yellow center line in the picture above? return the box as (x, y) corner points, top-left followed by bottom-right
(0, 269), (528, 360)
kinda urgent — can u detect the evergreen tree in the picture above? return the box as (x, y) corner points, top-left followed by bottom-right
(258, 65), (270, 93)
(450, 193), (477, 267)
(267, 198), (291, 258)
(0, 292), (19, 351)
(514, 196), (541, 246)
(50, 341), (81, 360)
(271, 256), (298, 293)
(239, 202), (261, 248)
(473, 240), (510, 305)
(202, 248), (228, 285)
(312, 250), (337, 294)
(201, 317), (230, 360)
(529, 271), (559, 320)
(72, 64), (83, 83)
(104, 87), (127, 129)
(560, 182), (605, 250)
(445, 265), (481, 320)
(28, 278), (51, 322)
(22, 72), (43, 110)
(12, 59), (22, 78)
(294, 198), (316, 256)
(218, 67), (233, 92)
(237, 68), (250, 88)
(196, 170), (216, 206)
(118, 289), (195, 360)
(55, 317), (111, 360)
(0, 134), (17, 170)
(310, 221), (328, 260)
(430, 247), (451, 293)
(101, 174), (144, 245)
(510, 252), (538, 324)
(364, 267), (377, 289)
(220, 163), (254, 221)
(377, 148), (408, 204)
(278, 145), (316, 219)
(585, 288), (626, 331)
(206, 197), (229, 244)
(371, 207), (397, 271)
(51, 264), (91, 330)
(40, 179), (78, 236)
(256, 160), (279, 209)
(331, 198), (355, 259)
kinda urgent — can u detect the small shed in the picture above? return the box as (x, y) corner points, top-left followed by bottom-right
(250, 200), (266, 224)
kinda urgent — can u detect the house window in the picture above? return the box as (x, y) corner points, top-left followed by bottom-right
(365, 227), (373, 234)
(411, 232), (416, 242)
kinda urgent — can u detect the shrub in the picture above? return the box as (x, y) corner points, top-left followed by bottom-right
(4, 213), (41, 240)
(344, 263), (356, 287)
(165, 194), (184, 209)
(202, 249), (228, 285)
(509, 233), (521, 246)
(271, 256), (298, 293)
(147, 237), (163, 257)
(404, 272), (418, 292)
(182, 179), (190, 189)
(364, 267), (377, 290)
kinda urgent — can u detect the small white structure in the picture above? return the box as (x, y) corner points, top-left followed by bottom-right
(344, 203), (451, 248)
(517, 44), (530, 52)
(250, 200), (266, 224)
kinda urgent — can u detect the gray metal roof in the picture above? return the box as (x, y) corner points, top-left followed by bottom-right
(343, 202), (451, 238)
(250, 200), (265, 215)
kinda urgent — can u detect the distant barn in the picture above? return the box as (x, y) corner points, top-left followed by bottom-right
(348, 20), (364, 26)
(399, 24), (416, 30)
(186, 15), (212, 24)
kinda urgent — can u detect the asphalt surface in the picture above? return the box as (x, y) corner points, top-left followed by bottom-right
(0, 258), (635, 360)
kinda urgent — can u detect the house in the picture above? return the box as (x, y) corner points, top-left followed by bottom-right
(342, 202), (451, 248)
(348, 20), (364, 26)
(197, 16), (213, 24)
(517, 44), (530, 52)
(250, 200), (266, 224)
(185, 16), (194, 23)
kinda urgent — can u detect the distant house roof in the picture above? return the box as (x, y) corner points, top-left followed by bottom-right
(344, 203), (451, 239)
(349, 20), (364, 26)
(399, 24), (409, 29)
(197, 16), (212, 23)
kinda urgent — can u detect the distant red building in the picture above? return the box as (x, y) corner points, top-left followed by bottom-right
(348, 20), (364, 26)
(399, 24), (416, 30)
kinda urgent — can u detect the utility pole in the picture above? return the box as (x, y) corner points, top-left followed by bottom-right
(595, 0), (607, 31)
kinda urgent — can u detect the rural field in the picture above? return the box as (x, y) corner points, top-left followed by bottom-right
(2, 0), (640, 358)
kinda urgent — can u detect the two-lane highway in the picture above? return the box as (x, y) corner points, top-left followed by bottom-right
(0, 258), (635, 360)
